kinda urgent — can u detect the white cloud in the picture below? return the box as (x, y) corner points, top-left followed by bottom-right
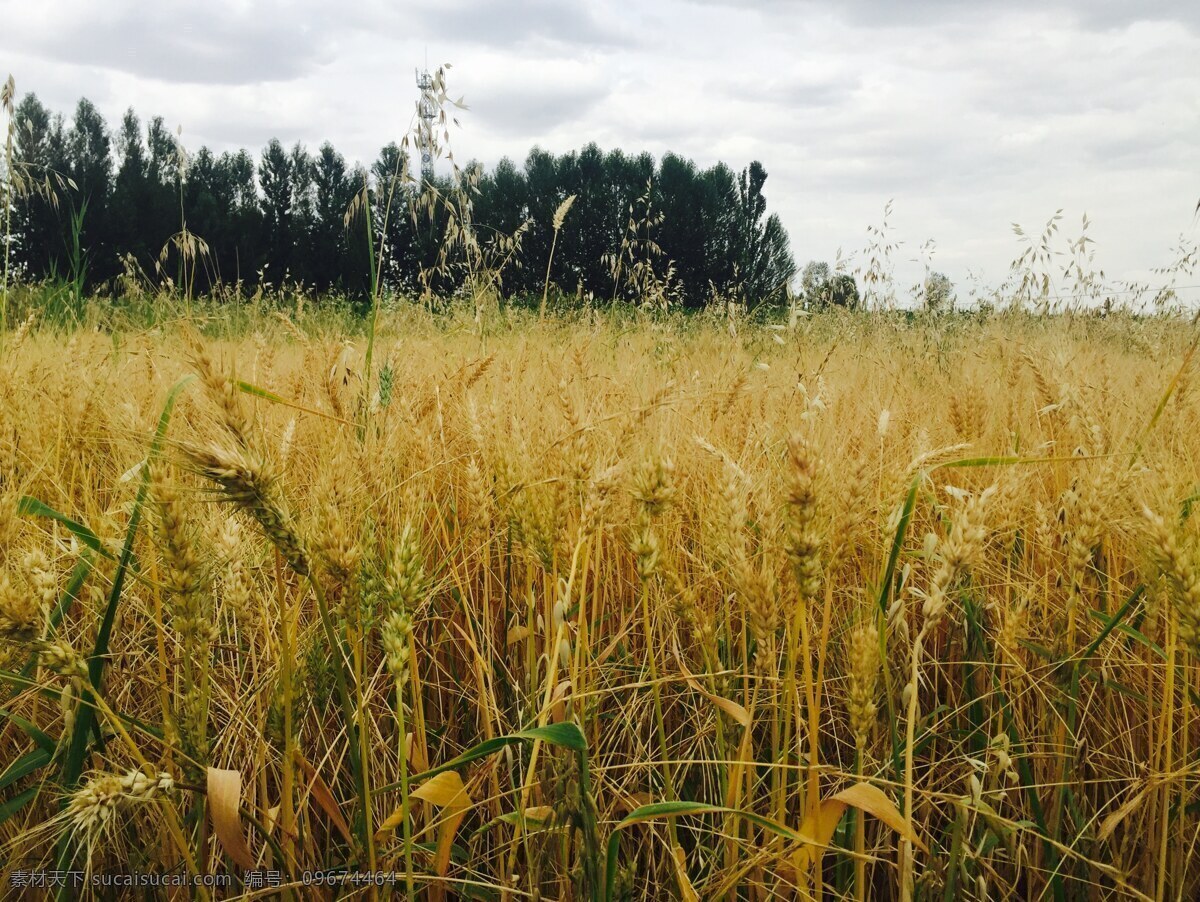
(1, 0), (1197, 300)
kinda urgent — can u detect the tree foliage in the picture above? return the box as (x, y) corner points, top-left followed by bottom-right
(923, 271), (954, 314)
(10, 93), (810, 307)
(801, 260), (860, 311)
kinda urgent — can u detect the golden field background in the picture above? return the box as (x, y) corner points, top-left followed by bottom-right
(2, 306), (1200, 899)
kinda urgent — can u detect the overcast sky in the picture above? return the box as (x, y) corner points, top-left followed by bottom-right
(3, 0), (1198, 304)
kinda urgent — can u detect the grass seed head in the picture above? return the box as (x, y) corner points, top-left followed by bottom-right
(381, 609), (414, 691)
(35, 637), (90, 681)
(388, 523), (426, 612)
(187, 335), (252, 447)
(67, 768), (174, 863)
(0, 569), (40, 642)
(1144, 507), (1200, 653)
(784, 432), (822, 599)
(921, 486), (994, 632)
(186, 442), (310, 577)
(631, 454), (676, 517)
(846, 623), (880, 750)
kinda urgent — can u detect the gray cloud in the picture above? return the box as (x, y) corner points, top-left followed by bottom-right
(472, 83), (611, 138)
(683, 0), (1199, 29)
(1, 0), (1197, 297)
(6, 1), (334, 85)
(407, 0), (633, 51)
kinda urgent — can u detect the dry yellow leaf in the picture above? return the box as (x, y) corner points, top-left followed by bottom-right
(411, 771), (471, 808)
(792, 781), (923, 876)
(400, 771), (473, 878)
(1098, 787), (1148, 842)
(523, 805), (554, 825)
(207, 767), (255, 871)
(675, 637), (751, 727)
(295, 753), (352, 845)
(828, 782), (924, 850)
(683, 675), (751, 728)
(673, 844), (700, 902)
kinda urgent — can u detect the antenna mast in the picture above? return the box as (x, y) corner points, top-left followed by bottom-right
(415, 65), (437, 183)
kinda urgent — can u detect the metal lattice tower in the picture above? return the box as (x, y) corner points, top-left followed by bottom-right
(416, 67), (437, 182)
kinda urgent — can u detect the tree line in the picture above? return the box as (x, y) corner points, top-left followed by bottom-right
(5, 94), (808, 308)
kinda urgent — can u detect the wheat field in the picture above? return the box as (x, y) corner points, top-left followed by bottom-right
(1, 305), (1199, 899)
